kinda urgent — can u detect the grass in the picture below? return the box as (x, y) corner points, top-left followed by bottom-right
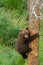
(0, 8), (43, 65)
(0, 44), (25, 65)
(39, 21), (43, 65)
(39, 36), (43, 65)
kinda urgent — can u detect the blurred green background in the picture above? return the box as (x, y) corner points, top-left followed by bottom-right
(0, 0), (43, 65)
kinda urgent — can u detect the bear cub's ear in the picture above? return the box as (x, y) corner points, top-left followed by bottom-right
(26, 27), (28, 30)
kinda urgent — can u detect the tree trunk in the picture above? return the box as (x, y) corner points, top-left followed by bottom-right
(27, 0), (40, 65)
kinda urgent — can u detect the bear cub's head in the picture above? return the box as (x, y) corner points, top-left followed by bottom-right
(20, 27), (30, 39)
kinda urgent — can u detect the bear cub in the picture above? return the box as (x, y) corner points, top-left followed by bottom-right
(16, 27), (39, 59)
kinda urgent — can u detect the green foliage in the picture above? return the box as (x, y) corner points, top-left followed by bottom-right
(0, 9), (20, 46)
(0, 44), (25, 65)
(0, 8), (28, 47)
(5, 0), (23, 9)
(0, 0), (27, 14)
(0, 0), (5, 7)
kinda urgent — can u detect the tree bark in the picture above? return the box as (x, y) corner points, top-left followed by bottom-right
(27, 0), (40, 65)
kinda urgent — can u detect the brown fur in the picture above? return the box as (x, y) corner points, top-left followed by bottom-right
(16, 27), (39, 59)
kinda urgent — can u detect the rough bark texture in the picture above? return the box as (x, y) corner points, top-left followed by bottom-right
(27, 0), (40, 65)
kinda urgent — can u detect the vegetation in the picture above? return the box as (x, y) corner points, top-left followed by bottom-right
(0, 0), (43, 65)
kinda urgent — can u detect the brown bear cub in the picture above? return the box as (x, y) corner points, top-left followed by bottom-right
(16, 27), (39, 59)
